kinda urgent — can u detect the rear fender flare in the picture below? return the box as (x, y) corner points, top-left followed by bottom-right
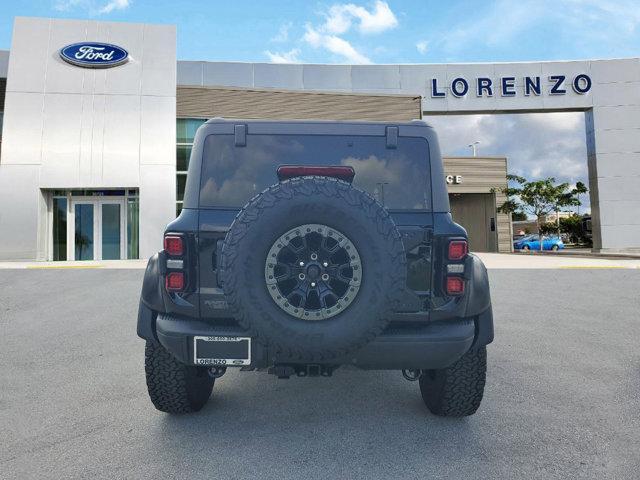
(137, 253), (165, 343)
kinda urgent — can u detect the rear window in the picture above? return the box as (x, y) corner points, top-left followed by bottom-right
(199, 134), (431, 210)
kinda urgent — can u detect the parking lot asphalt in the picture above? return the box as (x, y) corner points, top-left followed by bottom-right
(1, 268), (639, 480)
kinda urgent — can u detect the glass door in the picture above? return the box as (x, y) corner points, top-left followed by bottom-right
(73, 201), (96, 260)
(98, 200), (126, 260)
(70, 198), (126, 260)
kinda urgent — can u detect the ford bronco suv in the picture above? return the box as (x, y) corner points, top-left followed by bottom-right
(138, 119), (493, 417)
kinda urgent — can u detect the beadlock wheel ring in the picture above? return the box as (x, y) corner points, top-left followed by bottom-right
(264, 223), (362, 320)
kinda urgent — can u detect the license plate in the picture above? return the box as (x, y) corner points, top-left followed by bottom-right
(193, 336), (251, 366)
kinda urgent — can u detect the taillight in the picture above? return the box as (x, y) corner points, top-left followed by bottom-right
(277, 165), (356, 183)
(164, 234), (186, 293)
(165, 272), (185, 291)
(446, 276), (465, 295)
(164, 235), (184, 256)
(448, 240), (468, 260)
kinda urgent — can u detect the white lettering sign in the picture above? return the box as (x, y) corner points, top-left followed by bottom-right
(74, 46), (115, 61)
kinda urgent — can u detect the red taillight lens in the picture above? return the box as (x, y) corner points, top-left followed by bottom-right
(446, 276), (465, 295)
(448, 240), (468, 260)
(277, 165), (355, 183)
(164, 235), (183, 256)
(165, 272), (185, 291)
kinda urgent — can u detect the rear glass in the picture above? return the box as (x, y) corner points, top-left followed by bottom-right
(199, 134), (431, 210)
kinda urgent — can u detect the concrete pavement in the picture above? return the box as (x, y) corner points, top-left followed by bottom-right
(1, 268), (639, 479)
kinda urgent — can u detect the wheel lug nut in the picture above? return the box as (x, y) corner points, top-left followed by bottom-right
(310, 253), (318, 260)
(321, 274), (329, 281)
(311, 282), (316, 287)
(299, 261), (305, 266)
(299, 273), (306, 280)
(322, 261), (328, 267)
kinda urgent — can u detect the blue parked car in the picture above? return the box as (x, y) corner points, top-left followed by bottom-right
(514, 234), (564, 251)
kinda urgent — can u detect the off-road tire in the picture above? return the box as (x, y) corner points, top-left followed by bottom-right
(144, 342), (214, 414)
(221, 176), (406, 362)
(419, 346), (487, 417)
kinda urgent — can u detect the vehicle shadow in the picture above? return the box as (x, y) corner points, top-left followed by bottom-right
(142, 369), (488, 478)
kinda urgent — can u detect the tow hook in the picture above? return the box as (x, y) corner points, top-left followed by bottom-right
(402, 369), (422, 381)
(208, 366), (227, 379)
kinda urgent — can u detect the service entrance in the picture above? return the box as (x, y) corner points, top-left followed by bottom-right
(49, 189), (140, 261)
(449, 193), (498, 252)
(71, 198), (126, 260)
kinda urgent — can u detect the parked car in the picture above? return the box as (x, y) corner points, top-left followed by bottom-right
(137, 119), (494, 417)
(514, 234), (564, 251)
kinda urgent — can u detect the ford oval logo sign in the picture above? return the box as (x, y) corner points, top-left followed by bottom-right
(59, 42), (129, 68)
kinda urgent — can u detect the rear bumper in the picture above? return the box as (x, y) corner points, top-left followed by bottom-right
(153, 311), (490, 370)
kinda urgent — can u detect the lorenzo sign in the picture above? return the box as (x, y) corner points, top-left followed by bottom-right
(431, 74), (592, 98)
(59, 42), (129, 68)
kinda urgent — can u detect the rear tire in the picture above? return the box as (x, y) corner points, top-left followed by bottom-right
(522, 245), (530, 251)
(419, 346), (487, 417)
(144, 342), (214, 414)
(552, 245), (559, 251)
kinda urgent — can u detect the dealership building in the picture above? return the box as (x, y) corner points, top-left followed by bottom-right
(0, 17), (638, 261)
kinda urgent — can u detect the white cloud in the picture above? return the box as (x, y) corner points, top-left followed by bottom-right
(264, 48), (301, 63)
(430, 0), (640, 59)
(416, 40), (428, 55)
(323, 1), (398, 35)
(54, 0), (130, 15)
(303, 25), (372, 64)
(271, 22), (292, 43)
(99, 0), (129, 14)
(265, 2), (395, 64)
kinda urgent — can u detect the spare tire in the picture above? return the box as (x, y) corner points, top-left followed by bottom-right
(221, 176), (406, 362)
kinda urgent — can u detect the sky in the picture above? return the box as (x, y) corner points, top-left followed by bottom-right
(1, 0), (639, 212)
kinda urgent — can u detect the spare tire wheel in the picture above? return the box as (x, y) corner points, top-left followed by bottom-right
(221, 176), (406, 361)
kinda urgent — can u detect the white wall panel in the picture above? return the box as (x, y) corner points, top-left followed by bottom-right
(103, 23), (144, 95)
(177, 61), (203, 86)
(303, 65), (351, 91)
(45, 18), (88, 94)
(89, 94), (106, 182)
(101, 94), (141, 186)
(78, 94), (94, 184)
(140, 95), (176, 165)
(594, 128), (640, 154)
(254, 63), (303, 89)
(0, 165), (40, 260)
(141, 24), (177, 96)
(351, 65), (400, 91)
(40, 93), (83, 186)
(593, 152), (640, 178)
(203, 62), (253, 88)
(399, 64), (443, 94)
(591, 82), (640, 107)
(0, 92), (44, 164)
(139, 164), (175, 258)
(6, 17), (49, 93)
(591, 59), (640, 84)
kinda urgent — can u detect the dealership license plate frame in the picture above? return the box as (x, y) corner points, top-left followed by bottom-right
(193, 336), (251, 366)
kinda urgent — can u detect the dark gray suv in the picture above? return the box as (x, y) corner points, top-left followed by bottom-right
(138, 119), (493, 416)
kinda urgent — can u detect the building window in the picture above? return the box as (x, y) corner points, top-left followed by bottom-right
(127, 193), (139, 260)
(52, 196), (67, 261)
(176, 118), (206, 215)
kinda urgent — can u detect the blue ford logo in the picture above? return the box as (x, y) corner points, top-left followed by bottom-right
(59, 42), (129, 68)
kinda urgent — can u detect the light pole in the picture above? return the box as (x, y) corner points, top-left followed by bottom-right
(468, 141), (480, 157)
